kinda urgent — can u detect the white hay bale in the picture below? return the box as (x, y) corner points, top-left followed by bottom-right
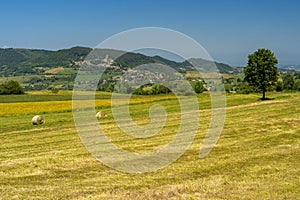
(32, 115), (45, 125)
(96, 111), (107, 119)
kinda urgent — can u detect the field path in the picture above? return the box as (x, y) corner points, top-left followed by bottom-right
(226, 99), (288, 110)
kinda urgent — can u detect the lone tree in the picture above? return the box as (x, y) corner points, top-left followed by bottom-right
(244, 48), (278, 99)
(193, 80), (205, 93)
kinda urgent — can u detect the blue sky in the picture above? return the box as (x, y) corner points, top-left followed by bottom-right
(0, 0), (299, 66)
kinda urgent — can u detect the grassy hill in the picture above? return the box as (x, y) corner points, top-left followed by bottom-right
(0, 91), (299, 199)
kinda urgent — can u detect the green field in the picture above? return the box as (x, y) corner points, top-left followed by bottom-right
(0, 91), (299, 199)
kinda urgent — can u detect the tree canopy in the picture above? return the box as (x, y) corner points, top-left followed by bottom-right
(244, 48), (278, 99)
(193, 80), (205, 93)
(283, 72), (295, 90)
(0, 80), (24, 95)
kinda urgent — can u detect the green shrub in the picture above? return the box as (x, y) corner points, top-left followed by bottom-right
(0, 80), (24, 95)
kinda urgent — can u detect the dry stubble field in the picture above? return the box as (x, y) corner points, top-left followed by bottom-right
(0, 91), (299, 199)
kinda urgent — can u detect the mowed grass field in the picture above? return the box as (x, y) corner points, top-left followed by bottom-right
(0, 91), (299, 199)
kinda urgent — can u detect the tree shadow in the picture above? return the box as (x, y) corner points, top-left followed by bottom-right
(259, 97), (275, 101)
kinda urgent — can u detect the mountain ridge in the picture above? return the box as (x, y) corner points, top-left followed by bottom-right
(0, 46), (239, 90)
(0, 46), (236, 76)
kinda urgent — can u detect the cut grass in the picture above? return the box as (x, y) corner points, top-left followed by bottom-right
(0, 92), (299, 199)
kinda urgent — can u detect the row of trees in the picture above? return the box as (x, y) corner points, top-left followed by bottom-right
(0, 78), (205, 95)
(282, 72), (300, 91)
(224, 72), (300, 94)
(98, 80), (206, 95)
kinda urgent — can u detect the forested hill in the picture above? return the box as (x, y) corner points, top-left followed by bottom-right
(0, 46), (235, 76)
(0, 47), (92, 76)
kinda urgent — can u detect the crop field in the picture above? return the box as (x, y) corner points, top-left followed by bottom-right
(0, 91), (299, 199)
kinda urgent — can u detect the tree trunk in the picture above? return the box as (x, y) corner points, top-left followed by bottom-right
(262, 89), (266, 100)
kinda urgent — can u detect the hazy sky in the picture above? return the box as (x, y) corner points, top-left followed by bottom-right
(1, 0), (299, 66)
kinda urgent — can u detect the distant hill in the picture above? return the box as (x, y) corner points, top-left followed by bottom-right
(188, 58), (237, 74)
(113, 52), (194, 72)
(0, 46), (92, 76)
(0, 46), (236, 90)
(236, 65), (300, 73)
(113, 52), (235, 73)
(0, 46), (235, 75)
(278, 65), (300, 72)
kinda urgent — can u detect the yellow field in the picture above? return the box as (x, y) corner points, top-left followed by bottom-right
(0, 93), (177, 115)
(44, 67), (65, 74)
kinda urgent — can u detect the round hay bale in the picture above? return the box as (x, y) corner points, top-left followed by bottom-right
(96, 111), (107, 119)
(32, 115), (45, 125)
